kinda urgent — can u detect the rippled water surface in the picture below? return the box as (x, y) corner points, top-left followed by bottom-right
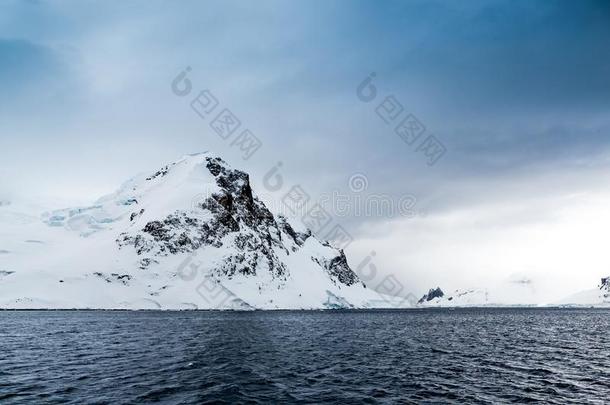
(1, 309), (609, 404)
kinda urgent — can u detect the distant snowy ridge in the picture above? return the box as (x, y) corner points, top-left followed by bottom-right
(417, 276), (546, 307)
(417, 288), (492, 307)
(0, 153), (409, 310)
(418, 287), (444, 304)
(555, 277), (610, 307)
(417, 277), (610, 308)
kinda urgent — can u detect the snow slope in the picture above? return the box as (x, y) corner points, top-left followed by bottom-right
(417, 276), (610, 308)
(417, 277), (543, 307)
(555, 277), (610, 307)
(0, 153), (409, 310)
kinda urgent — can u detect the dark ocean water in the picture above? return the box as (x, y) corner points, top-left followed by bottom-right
(1, 309), (609, 404)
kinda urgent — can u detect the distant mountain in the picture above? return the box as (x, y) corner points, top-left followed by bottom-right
(417, 288), (490, 307)
(417, 276), (610, 308)
(418, 287), (444, 304)
(0, 153), (408, 310)
(417, 277), (543, 307)
(555, 277), (610, 307)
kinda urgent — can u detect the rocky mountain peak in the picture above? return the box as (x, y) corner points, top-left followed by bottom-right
(116, 154), (363, 289)
(418, 287), (444, 303)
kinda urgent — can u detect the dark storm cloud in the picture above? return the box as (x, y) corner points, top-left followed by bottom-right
(339, 0), (610, 111)
(0, 0), (609, 224)
(0, 39), (64, 94)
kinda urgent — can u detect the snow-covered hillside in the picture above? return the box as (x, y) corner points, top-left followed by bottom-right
(417, 276), (610, 308)
(555, 277), (610, 307)
(417, 277), (543, 307)
(0, 153), (409, 310)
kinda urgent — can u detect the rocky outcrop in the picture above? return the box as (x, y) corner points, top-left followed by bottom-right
(311, 251), (360, 287)
(600, 277), (610, 299)
(145, 164), (173, 181)
(418, 287), (444, 303)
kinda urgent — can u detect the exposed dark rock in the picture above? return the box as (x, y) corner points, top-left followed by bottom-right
(601, 277), (610, 299)
(277, 215), (310, 250)
(139, 258), (158, 269)
(418, 287), (444, 304)
(311, 251), (359, 287)
(130, 209), (145, 221)
(110, 273), (132, 285)
(146, 164), (174, 181)
(93, 272), (132, 285)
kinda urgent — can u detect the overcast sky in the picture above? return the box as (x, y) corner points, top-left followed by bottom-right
(1, 0), (610, 299)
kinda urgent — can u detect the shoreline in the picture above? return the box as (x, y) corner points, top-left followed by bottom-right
(1, 306), (609, 312)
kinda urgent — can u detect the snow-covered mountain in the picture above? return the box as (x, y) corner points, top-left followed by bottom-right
(0, 153), (408, 310)
(417, 277), (543, 307)
(555, 277), (610, 307)
(418, 287), (444, 304)
(417, 276), (610, 308)
(418, 288), (491, 307)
